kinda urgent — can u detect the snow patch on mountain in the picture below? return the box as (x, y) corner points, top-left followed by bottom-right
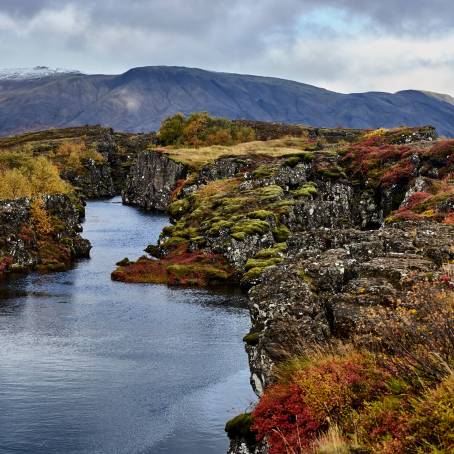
(0, 66), (82, 80)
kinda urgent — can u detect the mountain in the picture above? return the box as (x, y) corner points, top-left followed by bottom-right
(0, 66), (82, 81)
(0, 66), (454, 137)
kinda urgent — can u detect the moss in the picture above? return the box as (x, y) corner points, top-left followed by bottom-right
(291, 182), (318, 198)
(243, 331), (261, 346)
(316, 165), (347, 179)
(162, 225), (175, 235)
(144, 244), (160, 257)
(231, 219), (270, 236)
(284, 151), (315, 167)
(242, 266), (264, 283)
(284, 156), (302, 167)
(190, 236), (206, 247)
(168, 199), (190, 218)
(116, 257), (130, 266)
(257, 185), (284, 201)
(255, 243), (287, 259)
(231, 232), (247, 241)
(247, 210), (276, 221)
(245, 257), (283, 271)
(272, 225), (291, 242)
(253, 164), (276, 179)
(161, 236), (189, 250)
(207, 220), (234, 236)
(225, 413), (254, 440)
(299, 269), (315, 288)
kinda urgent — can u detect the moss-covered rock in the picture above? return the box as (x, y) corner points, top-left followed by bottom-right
(272, 225), (291, 242)
(225, 413), (254, 440)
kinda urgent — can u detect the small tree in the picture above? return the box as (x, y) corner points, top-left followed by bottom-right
(157, 113), (186, 145)
(0, 168), (32, 199)
(29, 198), (53, 236)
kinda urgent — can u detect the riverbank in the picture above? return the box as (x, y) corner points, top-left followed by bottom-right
(0, 198), (256, 454)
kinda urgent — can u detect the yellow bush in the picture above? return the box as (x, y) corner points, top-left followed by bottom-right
(55, 141), (105, 171)
(29, 156), (71, 195)
(0, 168), (32, 199)
(30, 198), (53, 236)
(0, 156), (70, 200)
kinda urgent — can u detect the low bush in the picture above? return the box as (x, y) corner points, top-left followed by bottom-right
(0, 156), (71, 200)
(157, 112), (255, 147)
(252, 351), (388, 454)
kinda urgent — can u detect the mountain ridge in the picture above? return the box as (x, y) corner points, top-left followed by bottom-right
(1, 65), (454, 137)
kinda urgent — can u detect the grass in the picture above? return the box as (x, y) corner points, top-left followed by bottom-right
(160, 137), (322, 169)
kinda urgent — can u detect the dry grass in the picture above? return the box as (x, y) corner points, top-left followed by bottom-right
(311, 425), (352, 454)
(160, 137), (321, 168)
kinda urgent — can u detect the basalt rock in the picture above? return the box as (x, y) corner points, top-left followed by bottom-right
(62, 159), (115, 198)
(244, 222), (454, 396)
(0, 195), (91, 277)
(122, 151), (187, 211)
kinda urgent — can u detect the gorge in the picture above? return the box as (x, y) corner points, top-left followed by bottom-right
(0, 118), (452, 453)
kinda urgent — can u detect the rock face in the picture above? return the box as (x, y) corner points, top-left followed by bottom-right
(62, 159), (115, 198)
(0, 195), (91, 276)
(246, 222), (454, 395)
(122, 151), (187, 211)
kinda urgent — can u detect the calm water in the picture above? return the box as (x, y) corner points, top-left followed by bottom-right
(0, 197), (255, 454)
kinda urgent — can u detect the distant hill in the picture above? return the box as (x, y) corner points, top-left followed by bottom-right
(0, 66), (453, 137)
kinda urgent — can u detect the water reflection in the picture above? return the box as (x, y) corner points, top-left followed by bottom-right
(0, 197), (255, 454)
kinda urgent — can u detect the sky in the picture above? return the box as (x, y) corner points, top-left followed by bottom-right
(0, 0), (453, 95)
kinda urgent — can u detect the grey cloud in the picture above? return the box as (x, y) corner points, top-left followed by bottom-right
(2, 0), (454, 33)
(0, 0), (452, 96)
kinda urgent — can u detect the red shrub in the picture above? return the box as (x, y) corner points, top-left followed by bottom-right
(425, 140), (454, 162)
(443, 212), (454, 225)
(0, 255), (13, 274)
(252, 353), (388, 454)
(380, 160), (414, 187)
(403, 191), (432, 209)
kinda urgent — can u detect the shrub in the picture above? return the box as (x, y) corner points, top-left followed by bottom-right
(29, 199), (54, 237)
(157, 113), (186, 146)
(376, 281), (454, 388)
(0, 168), (32, 199)
(403, 191), (432, 209)
(156, 112), (255, 147)
(29, 156), (71, 195)
(405, 374), (454, 453)
(252, 352), (388, 454)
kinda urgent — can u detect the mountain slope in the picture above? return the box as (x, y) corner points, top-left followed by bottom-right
(0, 66), (453, 136)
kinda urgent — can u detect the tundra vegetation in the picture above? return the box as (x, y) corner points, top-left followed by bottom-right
(0, 117), (452, 453)
(0, 126), (151, 275)
(113, 116), (453, 453)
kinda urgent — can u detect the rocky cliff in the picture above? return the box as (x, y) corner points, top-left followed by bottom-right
(122, 151), (187, 211)
(110, 124), (453, 454)
(0, 194), (91, 276)
(0, 126), (155, 200)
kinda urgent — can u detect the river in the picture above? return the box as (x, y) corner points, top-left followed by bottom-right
(0, 197), (256, 454)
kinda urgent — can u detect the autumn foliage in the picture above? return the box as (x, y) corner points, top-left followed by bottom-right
(252, 352), (388, 454)
(157, 112), (255, 147)
(0, 155), (70, 200)
(249, 280), (454, 454)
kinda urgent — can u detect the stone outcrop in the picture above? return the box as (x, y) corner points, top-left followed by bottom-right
(0, 195), (91, 276)
(122, 151), (187, 211)
(246, 222), (454, 395)
(62, 159), (115, 198)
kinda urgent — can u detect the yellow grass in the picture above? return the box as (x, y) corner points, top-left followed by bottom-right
(160, 137), (318, 168)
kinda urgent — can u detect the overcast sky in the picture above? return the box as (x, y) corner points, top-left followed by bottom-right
(0, 0), (453, 94)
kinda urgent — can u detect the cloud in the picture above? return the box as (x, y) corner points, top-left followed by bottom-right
(0, 0), (453, 95)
